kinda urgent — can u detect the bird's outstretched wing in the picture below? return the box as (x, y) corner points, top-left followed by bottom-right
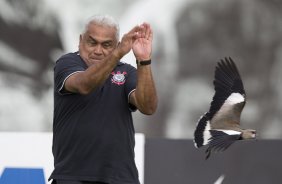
(209, 57), (246, 129)
(194, 57), (246, 158)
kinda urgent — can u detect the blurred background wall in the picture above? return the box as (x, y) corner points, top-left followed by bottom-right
(1, 0), (282, 139)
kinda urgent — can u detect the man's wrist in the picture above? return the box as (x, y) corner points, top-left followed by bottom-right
(136, 59), (151, 66)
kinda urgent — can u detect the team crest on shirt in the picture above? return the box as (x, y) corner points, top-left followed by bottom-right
(111, 71), (127, 85)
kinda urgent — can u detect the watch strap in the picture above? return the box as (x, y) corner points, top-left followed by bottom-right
(136, 59), (151, 66)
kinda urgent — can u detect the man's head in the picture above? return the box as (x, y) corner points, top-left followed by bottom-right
(79, 15), (120, 66)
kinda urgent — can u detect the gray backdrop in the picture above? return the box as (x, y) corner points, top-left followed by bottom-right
(0, 0), (282, 138)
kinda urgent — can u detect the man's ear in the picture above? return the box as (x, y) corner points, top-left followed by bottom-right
(78, 35), (83, 48)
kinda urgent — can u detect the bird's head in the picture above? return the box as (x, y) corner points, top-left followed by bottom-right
(241, 129), (257, 140)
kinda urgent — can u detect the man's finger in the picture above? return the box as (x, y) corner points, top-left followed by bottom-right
(129, 25), (142, 36)
(145, 23), (152, 40)
(124, 25), (142, 40)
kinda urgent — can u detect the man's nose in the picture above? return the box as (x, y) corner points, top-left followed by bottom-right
(93, 44), (103, 54)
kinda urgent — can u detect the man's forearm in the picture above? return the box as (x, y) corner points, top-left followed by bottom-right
(84, 50), (121, 87)
(134, 65), (158, 115)
(69, 49), (122, 95)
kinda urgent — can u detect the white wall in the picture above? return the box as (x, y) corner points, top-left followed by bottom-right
(0, 132), (145, 184)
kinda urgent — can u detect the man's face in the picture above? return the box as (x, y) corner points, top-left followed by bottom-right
(79, 23), (118, 66)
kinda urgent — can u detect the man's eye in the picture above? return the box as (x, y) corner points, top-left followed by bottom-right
(103, 43), (112, 48)
(87, 40), (97, 46)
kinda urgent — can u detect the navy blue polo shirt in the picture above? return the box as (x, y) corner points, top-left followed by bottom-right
(49, 52), (140, 184)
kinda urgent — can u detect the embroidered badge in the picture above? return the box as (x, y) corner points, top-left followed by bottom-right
(111, 71), (127, 85)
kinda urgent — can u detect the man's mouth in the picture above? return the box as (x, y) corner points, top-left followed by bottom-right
(90, 58), (103, 62)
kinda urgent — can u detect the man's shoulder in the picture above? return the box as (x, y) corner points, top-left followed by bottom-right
(55, 52), (83, 67)
(57, 52), (79, 61)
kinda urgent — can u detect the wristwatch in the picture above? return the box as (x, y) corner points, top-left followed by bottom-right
(136, 59), (151, 66)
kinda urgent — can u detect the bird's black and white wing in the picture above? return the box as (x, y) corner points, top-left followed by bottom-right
(194, 57), (246, 159)
(210, 57), (246, 127)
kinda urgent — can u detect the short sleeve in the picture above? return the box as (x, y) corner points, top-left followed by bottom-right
(124, 64), (137, 111)
(54, 55), (86, 95)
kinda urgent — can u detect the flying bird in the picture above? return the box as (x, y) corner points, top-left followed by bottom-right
(194, 57), (256, 159)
